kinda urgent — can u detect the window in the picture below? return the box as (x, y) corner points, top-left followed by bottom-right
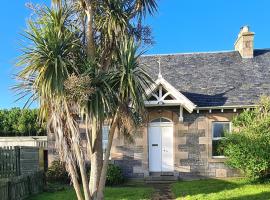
(212, 122), (231, 157)
(102, 125), (109, 154)
(151, 117), (171, 123)
(80, 132), (87, 140)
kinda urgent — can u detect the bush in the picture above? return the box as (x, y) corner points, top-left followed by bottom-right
(106, 164), (124, 186)
(221, 96), (270, 180)
(47, 161), (124, 185)
(46, 160), (69, 183)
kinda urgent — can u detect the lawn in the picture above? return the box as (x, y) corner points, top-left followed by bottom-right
(27, 182), (153, 200)
(172, 178), (270, 200)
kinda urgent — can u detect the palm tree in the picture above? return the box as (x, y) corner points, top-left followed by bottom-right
(16, 6), (87, 200)
(96, 38), (153, 199)
(73, 2), (157, 198)
(16, 1), (157, 199)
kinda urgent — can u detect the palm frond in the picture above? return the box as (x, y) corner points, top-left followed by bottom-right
(134, 0), (158, 17)
(15, 5), (85, 118)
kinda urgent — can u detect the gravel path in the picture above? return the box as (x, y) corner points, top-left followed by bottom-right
(151, 184), (175, 200)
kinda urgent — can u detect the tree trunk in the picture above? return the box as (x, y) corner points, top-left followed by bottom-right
(73, 142), (91, 200)
(65, 104), (91, 200)
(89, 116), (103, 198)
(85, 3), (95, 58)
(67, 161), (84, 200)
(96, 113), (119, 200)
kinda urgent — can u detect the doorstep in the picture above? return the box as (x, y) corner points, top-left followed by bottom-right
(145, 173), (178, 184)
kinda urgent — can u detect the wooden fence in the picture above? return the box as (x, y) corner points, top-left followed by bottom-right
(0, 171), (44, 200)
(0, 147), (20, 178)
(0, 146), (40, 178)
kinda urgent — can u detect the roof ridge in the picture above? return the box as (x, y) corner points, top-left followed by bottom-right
(142, 48), (270, 57)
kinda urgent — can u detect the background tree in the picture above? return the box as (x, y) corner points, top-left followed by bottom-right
(0, 108), (46, 136)
(221, 96), (270, 180)
(16, 1), (157, 199)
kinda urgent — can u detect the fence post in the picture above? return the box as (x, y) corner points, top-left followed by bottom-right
(7, 181), (12, 200)
(28, 175), (32, 195)
(15, 147), (20, 176)
(0, 148), (2, 178)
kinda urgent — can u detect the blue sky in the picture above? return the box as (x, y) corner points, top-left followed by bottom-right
(1, 0), (270, 108)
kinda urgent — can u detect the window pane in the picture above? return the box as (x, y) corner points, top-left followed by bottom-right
(151, 118), (171, 123)
(80, 132), (87, 140)
(212, 140), (224, 156)
(102, 125), (109, 152)
(102, 126), (109, 140)
(151, 118), (161, 122)
(103, 140), (108, 153)
(160, 118), (171, 122)
(213, 123), (230, 138)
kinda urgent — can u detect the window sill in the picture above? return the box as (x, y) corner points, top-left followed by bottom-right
(212, 156), (226, 159)
(208, 156), (226, 163)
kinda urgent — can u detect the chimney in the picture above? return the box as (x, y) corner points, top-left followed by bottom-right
(234, 26), (255, 58)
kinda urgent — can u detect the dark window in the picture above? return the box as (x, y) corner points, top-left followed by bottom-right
(80, 132), (87, 140)
(162, 88), (168, 96)
(164, 95), (174, 100)
(148, 95), (157, 101)
(212, 122), (230, 157)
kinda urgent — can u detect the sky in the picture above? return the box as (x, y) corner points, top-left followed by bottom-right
(1, 0), (270, 108)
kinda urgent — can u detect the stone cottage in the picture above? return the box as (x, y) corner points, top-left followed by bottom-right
(49, 26), (270, 179)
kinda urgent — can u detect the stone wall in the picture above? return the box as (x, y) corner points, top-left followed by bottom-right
(111, 127), (148, 178)
(176, 113), (208, 176)
(174, 110), (240, 178)
(47, 107), (241, 178)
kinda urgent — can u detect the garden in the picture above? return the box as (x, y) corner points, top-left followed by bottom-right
(27, 183), (153, 200)
(26, 161), (153, 200)
(27, 178), (270, 200)
(172, 178), (270, 200)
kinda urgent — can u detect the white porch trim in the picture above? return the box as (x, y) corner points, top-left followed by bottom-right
(144, 75), (196, 113)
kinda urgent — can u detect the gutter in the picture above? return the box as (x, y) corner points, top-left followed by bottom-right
(195, 105), (257, 110)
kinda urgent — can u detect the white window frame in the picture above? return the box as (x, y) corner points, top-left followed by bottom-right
(212, 121), (231, 158)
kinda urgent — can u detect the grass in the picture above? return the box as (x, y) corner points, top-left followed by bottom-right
(27, 182), (153, 200)
(172, 178), (270, 200)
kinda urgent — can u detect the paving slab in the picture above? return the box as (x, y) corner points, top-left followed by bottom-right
(151, 183), (175, 200)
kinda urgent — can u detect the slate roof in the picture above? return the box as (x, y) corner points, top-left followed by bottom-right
(140, 49), (270, 107)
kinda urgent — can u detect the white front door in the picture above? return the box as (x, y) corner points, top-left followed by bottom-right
(161, 125), (174, 171)
(148, 126), (162, 172)
(148, 121), (174, 172)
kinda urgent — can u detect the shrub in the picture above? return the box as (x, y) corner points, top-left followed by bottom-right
(46, 160), (69, 183)
(221, 96), (270, 180)
(106, 164), (124, 186)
